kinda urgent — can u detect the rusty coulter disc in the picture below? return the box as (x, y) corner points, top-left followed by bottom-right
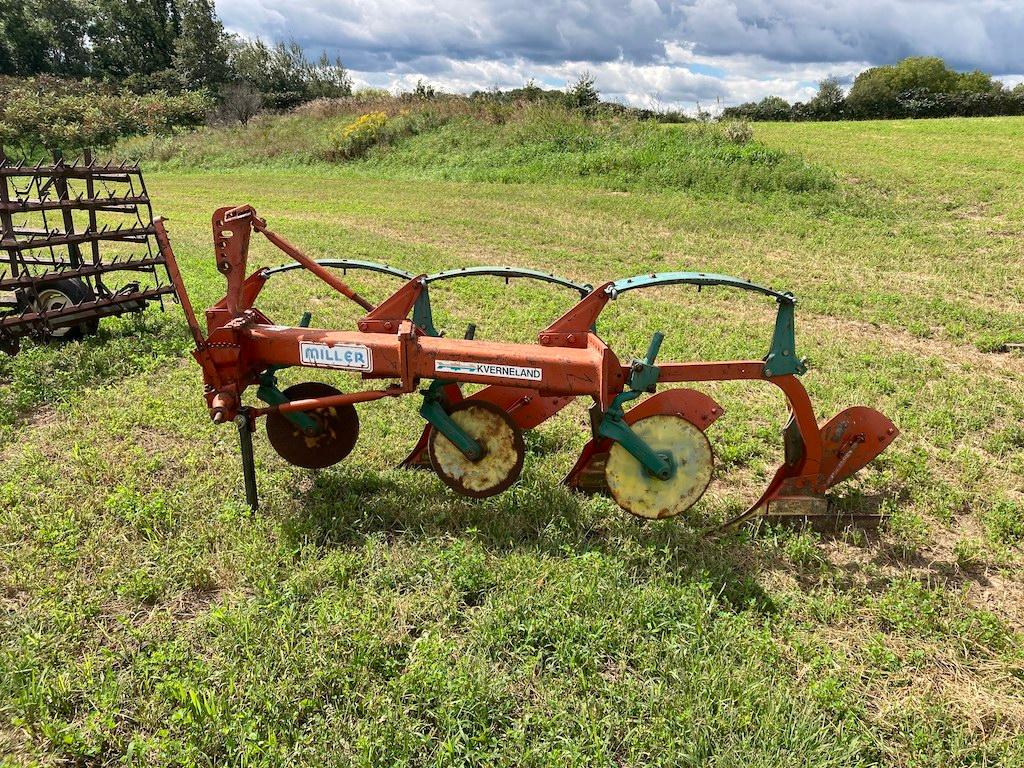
(428, 400), (525, 498)
(266, 382), (359, 469)
(605, 414), (714, 520)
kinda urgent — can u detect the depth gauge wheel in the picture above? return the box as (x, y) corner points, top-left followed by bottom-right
(428, 400), (525, 498)
(605, 414), (714, 520)
(266, 382), (360, 469)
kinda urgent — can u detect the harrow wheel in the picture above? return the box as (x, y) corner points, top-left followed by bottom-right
(605, 415), (714, 520)
(428, 400), (525, 498)
(32, 278), (100, 341)
(266, 382), (359, 469)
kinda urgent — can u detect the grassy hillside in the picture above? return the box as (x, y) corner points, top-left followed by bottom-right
(120, 103), (833, 196)
(2, 116), (1024, 765)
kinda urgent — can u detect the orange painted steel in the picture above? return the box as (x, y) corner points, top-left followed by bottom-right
(167, 205), (899, 520)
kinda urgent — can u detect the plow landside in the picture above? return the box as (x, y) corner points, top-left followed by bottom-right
(157, 204), (898, 524)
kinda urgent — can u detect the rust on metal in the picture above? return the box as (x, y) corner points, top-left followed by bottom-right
(159, 203), (899, 522)
(265, 382), (360, 469)
(428, 400), (526, 498)
(0, 149), (176, 352)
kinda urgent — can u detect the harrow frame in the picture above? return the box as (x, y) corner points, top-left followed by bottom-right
(162, 204), (898, 525)
(0, 149), (175, 354)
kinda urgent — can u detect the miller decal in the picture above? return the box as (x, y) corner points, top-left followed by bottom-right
(299, 341), (373, 371)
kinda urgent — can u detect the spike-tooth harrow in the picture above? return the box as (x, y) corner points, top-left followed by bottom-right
(0, 149), (175, 354)
(160, 204), (899, 525)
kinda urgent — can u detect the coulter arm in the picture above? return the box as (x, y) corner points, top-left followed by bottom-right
(161, 205), (898, 524)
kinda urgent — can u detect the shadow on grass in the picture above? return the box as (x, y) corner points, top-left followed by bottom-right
(279, 463), (777, 615)
(0, 311), (192, 439)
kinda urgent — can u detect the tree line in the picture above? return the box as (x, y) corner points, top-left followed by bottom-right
(723, 57), (1024, 122)
(0, 0), (353, 110)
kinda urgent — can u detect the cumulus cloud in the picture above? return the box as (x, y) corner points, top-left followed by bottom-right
(215, 0), (1024, 109)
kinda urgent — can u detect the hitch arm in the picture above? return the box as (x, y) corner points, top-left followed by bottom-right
(217, 204), (376, 313)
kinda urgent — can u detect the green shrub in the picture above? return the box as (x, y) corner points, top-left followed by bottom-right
(0, 79), (210, 154)
(357, 103), (833, 195)
(723, 56), (1024, 122)
(723, 120), (754, 144)
(122, 96), (833, 197)
(326, 107), (456, 161)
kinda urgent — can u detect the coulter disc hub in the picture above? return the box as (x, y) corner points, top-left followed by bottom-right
(428, 400), (525, 498)
(266, 382), (360, 469)
(605, 414), (714, 519)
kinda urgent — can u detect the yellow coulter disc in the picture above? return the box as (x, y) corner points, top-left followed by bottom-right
(605, 414), (714, 519)
(428, 401), (525, 498)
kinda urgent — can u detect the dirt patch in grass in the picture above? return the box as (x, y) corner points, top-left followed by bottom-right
(813, 513), (1024, 632)
(781, 307), (1024, 377)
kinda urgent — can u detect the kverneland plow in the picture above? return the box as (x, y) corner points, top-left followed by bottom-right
(160, 205), (898, 527)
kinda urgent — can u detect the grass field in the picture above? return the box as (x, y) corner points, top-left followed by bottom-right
(2, 116), (1024, 766)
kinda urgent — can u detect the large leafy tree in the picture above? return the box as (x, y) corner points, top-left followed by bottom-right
(809, 76), (844, 119)
(229, 38), (352, 109)
(173, 0), (230, 90)
(88, 0), (181, 79)
(0, 0), (353, 116)
(847, 56), (1004, 117)
(0, 0), (90, 76)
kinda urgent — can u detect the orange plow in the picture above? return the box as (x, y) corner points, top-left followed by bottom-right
(159, 205), (898, 526)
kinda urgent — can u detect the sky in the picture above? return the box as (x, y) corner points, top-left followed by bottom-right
(215, 1), (1024, 112)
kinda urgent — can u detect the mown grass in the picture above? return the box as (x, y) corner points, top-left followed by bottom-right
(3, 116), (1024, 765)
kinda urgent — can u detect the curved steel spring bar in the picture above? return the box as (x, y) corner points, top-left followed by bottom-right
(263, 258), (414, 282)
(607, 270), (803, 378)
(608, 271), (793, 304)
(425, 265), (592, 298)
(414, 266), (593, 338)
(264, 262), (591, 295)
(263, 262), (592, 337)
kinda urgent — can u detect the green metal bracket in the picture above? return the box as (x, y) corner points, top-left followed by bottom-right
(628, 331), (664, 393)
(606, 271), (807, 378)
(256, 373), (319, 434)
(597, 407), (674, 480)
(418, 380), (483, 461)
(255, 310), (319, 434)
(596, 331), (674, 480)
(412, 287), (440, 337)
(763, 299), (807, 377)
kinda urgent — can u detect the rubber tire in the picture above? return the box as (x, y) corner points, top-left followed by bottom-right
(31, 278), (100, 342)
